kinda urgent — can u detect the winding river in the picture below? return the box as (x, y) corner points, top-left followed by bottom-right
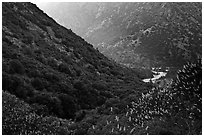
(142, 70), (168, 83)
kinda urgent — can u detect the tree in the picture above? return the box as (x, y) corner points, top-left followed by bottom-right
(58, 63), (73, 75)
(31, 77), (46, 91)
(9, 59), (25, 74)
(15, 83), (34, 99)
(2, 73), (24, 93)
(58, 94), (77, 119)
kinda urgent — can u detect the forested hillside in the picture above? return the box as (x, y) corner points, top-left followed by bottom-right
(2, 2), (202, 135)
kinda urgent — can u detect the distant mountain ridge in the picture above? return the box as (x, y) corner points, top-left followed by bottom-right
(38, 2), (202, 69)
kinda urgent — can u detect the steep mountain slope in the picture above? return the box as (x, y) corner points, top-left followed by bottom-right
(2, 2), (149, 123)
(2, 2), (201, 135)
(38, 2), (202, 69)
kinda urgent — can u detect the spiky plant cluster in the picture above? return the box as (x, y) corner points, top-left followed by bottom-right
(87, 60), (202, 134)
(87, 88), (175, 134)
(173, 60), (202, 116)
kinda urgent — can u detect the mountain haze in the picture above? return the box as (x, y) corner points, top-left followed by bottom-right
(37, 2), (202, 69)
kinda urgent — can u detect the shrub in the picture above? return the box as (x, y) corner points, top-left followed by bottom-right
(75, 110), (86, 122)
(96, 96), (106, 106)
(73, 80), (85, 91)
(105, 97), (120, 106)
(34, 48), (43, 55)
(31, 103), (49, 116)
(44, 72), (60, 83)
(99, 90), (113, 98)
(3, 62), (10, 73)
(73, 80), (91, 96)
(57, 82), (75, 94)
(10, 52), (21, 59)
(58, 94), (77, 119)
(124, 93), (141, 104)
(73, 65), (82, 76)
(35, 54), (47, 64)
(63, 55), (73, 64)
(50, 96), (64, 116)
(75, 68), (82, 76)
(2, 73), (13, 91)
(92, 82), (107, 91)
(27, 69), (41, 78)
(110, 69), (120, 76)
(21, 34), (33, 44)
(23, 46), (34, 56)
(74, 122), (91, 135)
(58, 63), (73, 75)
(9, 59), (25, 74)
(15, 86), (28, 99)
(31, 77), (46, 91)
(29, 92), (64, 117)
(47, 57), (58, 68)
(2, 73), (24, 93)
(15, 84), (34, 99)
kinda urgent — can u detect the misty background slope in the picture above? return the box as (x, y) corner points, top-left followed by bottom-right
(37, 2), (202, 69)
